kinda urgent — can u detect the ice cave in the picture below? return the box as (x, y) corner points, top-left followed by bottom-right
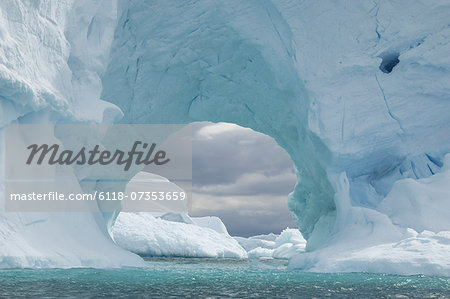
(0, 0), (449, 275)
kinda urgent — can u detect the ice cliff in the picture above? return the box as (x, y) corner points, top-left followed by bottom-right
(0, 0), (449, 273)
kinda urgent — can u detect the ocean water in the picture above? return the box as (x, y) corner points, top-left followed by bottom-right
(0, 258), (449, 298)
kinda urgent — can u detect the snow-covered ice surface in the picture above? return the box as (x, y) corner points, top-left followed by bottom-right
(290, 155), (450, 275)
(0, 0), (144, 269)
(290, 230), (450, 276)
(112, 215), (303, 260)
(235, 237), (276, 252)
(236, 228), (306, 259)
(0, 0), (449, 273)
(112, 213), (247, 258)
(152, 213), (230, 234)
(381, 155), (450, 233)
(158, 212), (194, 224)
(191, 216), (229, 235)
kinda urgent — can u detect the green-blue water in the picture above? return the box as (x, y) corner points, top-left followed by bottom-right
(0, 258), (449, 298)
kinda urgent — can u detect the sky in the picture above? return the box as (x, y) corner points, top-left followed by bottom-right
(189, 122), (298, 237)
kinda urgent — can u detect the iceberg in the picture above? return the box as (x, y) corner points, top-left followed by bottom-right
(112, 212), (247, 258)
(289, 229), (450, 276)
(248, 248), (275, 259)
(0, 0), (448, 274)
(234, 237), (276, 252)
(237, 228), (306, 259)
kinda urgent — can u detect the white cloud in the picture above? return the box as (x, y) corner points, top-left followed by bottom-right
(195, 122), (253, 140)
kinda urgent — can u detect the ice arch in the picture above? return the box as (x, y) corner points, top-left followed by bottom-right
(102, 0), (336, 247)
(101, 0), (450, 250)
(0, 0), (449, 269)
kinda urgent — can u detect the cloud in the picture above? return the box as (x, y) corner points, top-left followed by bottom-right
(193, 171), (296, 196)
(195, 122), (249, 139)
(189, 122), (298, 236)
(192, 122), (295, 186)
(190, 192), (297, 237)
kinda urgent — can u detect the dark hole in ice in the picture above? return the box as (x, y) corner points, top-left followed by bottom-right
(379, 52), (400, 73)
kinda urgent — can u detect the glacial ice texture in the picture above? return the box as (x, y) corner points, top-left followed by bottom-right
(235, 228), (307, 259)
(102, 0), (450, 248)
(0, 0), (448, 272)
(112, 213), (247, 258)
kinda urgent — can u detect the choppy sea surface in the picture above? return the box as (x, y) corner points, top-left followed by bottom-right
(0, 258), (449, 298)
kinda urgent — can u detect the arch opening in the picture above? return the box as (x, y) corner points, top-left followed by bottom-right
(189, 121), (298, 237)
